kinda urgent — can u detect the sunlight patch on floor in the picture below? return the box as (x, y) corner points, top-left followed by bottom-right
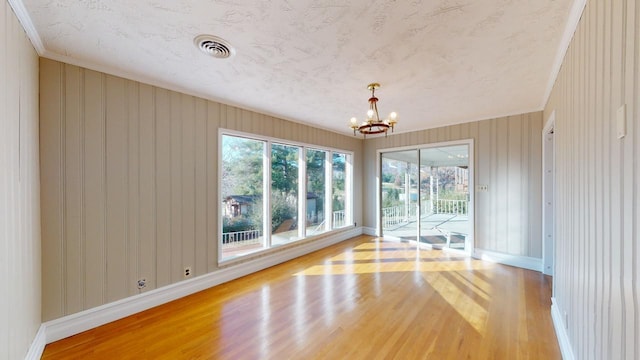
(294, 258), (494, 276)
(421, 270), (489, 333)
(293, 240), (494, 334)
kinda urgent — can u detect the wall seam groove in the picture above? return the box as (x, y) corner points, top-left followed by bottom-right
(596, 5), (604, 357)
(588, 4), (598, 356)
(80, 67), (86, 311)
(153, 87), (158, 289)
(618, 2), (628, 356)
(192, 97), (196, 273)
(607, 1), (614, 356)
(101, 72), (107, 305)
(125, 79), (130, 296)
(179, 95), (183, 277)
(580, 12), (587, 358)
(205, 102), (209, 272)
(60, 62), (67, 316)
(136, 82), (141, 290)
(632, 2), (640, 358)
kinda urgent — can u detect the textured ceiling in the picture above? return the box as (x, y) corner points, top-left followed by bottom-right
(20, 0), (575, 136)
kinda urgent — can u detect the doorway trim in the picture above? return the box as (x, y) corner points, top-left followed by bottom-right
(542, 111), (556, 276)
(376, 139), (475, 255)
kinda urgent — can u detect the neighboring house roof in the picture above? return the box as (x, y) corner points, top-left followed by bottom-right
(223, 195), (261, 204)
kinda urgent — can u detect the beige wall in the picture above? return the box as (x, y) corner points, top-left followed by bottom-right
(544, 0), (639, 358)
(0, 1), (41, 359)
(363, 112), (543, 257)
(39, 58), (363, 321)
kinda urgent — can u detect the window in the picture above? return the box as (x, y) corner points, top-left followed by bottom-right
(305, 149), (327, 236)
(221, 136), (266, 258)
(271, 143), (300, 244)
(220, 132), (353, 262)
(332, 153), (347, 229)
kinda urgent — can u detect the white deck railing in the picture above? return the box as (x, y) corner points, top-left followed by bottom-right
(333, 210), (345, 228)
(222, 210), (347, 249)
(433, 199), (467, 215)
(382, 204), (418, 229)
(382, 200), (468, 229)
(221, 229), (262, 248)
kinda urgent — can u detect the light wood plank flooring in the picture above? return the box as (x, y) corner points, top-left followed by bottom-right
(42, 236), (560, 359)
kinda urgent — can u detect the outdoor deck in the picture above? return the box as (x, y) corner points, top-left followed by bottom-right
(384, 212), (470, 249)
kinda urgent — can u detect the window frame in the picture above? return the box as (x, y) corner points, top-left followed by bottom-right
(218, 129), (354, 264)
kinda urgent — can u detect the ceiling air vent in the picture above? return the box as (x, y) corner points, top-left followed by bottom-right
(194, 35), (235, 59)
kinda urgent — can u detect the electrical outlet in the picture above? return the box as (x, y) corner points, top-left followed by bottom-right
(476, 184), (488, 192)
(184, 267), (192, 278)
(137, 278), (147, 289)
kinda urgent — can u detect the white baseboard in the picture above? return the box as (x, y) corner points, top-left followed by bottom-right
(551, 297), (575, 360)
(24, 324), (46, 360)
(472, 249), (543, 272)
(362, 226), (378, 236)
(43, 227), (362, 344)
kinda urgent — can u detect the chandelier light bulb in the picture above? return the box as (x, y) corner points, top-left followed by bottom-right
(350, 117), (358, 125)
(390, 112), (397, 120)
(367, 109), (374, 119)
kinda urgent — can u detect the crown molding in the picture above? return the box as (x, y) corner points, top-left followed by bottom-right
(7, 0), (45, 54)
(541, 0), (588, 108)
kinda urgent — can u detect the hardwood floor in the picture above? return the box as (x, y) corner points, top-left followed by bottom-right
(42, 236), (560, 359)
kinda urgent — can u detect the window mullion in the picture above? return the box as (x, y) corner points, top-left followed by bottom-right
(325, 152), (333, 231)
(264, 140), (272, 248)
(345, 153), (353, 227)
(298, 147), (306, 239)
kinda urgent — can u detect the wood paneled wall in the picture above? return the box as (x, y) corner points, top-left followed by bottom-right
(363, 113), (543, 258)
(544, 0), (639, 358)
(39, 59), (363, 321)
(0, 1), (41, 359)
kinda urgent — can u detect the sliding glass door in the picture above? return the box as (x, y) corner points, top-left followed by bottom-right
(418, 146), (470, 250)
(380, 142), (473, 252)
(380, 150), (419, 241)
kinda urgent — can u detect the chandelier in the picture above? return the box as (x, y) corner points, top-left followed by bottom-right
(349, 83), (398, 137)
